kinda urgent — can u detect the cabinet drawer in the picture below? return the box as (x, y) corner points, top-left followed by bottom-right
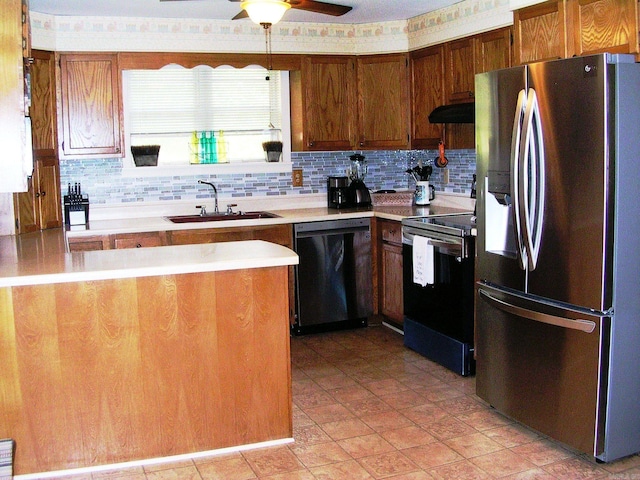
(68, 235), (109, 251)
(113, 232), (164, 249)
(381, 222), (402, 244)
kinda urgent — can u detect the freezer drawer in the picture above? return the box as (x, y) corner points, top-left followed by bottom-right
(475, 284), (609, 457)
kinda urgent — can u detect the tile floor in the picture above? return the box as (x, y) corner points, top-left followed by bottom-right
(53, 325), (640, 479)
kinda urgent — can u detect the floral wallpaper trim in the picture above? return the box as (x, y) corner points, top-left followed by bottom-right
(31, 0), (511, 55)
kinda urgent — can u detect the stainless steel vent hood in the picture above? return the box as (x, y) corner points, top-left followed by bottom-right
(428, 102), (475, 124)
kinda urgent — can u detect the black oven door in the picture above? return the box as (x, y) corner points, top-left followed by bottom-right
(402, 228), (475, 375)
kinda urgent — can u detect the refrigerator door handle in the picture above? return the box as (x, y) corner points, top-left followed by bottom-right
(511, 88), (528, 270)
(478, 287), (596, 333)
(519, 88), (546, 271)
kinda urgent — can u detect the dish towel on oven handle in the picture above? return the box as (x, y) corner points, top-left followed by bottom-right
(413, 235), (435, 287)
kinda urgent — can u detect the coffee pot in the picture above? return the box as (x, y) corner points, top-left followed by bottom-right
(327, 176), (350, 209)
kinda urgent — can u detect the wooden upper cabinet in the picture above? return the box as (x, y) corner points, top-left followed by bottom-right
(475, 27), (513, 74)
(445, 37), (476, 104)
(31, 50), (57, 152)
(410, 45), (445, 149)
(14, 50), (62, 234)
(357, 53), (410, 150)
(514, 0), (638, 64)
(300, 56), (356, 151)
(514, 1), (569, 64)
(570, 0), (639, 55)
(58, 53), (123, 158)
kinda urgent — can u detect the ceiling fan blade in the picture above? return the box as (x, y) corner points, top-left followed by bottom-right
(289, 0), (352, 16)
(232, 9), (249, 20)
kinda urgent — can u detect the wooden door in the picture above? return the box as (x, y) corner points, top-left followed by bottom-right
(445, 37), (476, 104)
(475, 27), (513, 74)
(59, 53), (123, 157)
(569, 0), (639, 55)
(410, 45), (445, 149)
(357, 53), (410, 150)
(514, 1), (569, 64)
(14, 50), (62, 233)
(301, 56), (356, 151)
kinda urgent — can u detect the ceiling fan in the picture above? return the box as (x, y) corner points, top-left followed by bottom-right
(229, 0), (352, 21)
(160, 0), (352, 22)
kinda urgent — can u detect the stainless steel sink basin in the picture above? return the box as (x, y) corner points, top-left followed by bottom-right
(165, 211), (281, 223)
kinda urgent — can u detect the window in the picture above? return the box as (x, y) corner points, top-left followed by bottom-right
(122, 65), (290, 169)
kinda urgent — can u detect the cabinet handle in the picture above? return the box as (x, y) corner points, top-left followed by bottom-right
(136, 243), (142, 248)
(308, 140), (315, 147)
(40, 191), (46, 197)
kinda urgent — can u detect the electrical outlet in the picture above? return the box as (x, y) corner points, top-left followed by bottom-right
(443, 168), (450, 184)
(292, 169), (303, 187)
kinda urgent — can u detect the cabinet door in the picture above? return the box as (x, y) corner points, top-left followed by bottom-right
(302, 56), (356, 151)
(379, 220), (404, 325)
(410, 45), (445, 149)
(357, 54), (410, 150)
(514, 1), (569, 64)
(445, 37), (476, 104)
(14, 50), (62, 233)
(475, 27), (513, 74)
(59, 53), (123, 157)
(570, 0), (639, 55)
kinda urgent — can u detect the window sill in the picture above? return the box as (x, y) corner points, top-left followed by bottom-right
(121, 161), (292, 177)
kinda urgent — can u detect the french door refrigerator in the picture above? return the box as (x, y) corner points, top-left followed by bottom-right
(475, 54), (640, 462)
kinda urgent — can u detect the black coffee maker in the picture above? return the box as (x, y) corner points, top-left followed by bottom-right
(348, 154), (371, 207)
(327, 176), (350, 209)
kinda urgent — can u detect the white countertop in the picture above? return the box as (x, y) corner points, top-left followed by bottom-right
(66, 203), (474, 239)
(0, 240), (298, 288)
(1, 193), (474, 288)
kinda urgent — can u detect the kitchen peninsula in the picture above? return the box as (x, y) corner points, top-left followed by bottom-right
(0, 234), (298, 476)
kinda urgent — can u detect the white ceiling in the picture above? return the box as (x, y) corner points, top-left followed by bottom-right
(28, 0), (463, 25)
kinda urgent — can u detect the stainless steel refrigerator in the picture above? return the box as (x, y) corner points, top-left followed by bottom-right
(475, 54), (640, 462)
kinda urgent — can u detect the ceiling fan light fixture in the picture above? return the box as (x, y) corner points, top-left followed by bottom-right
(241, 0), (291, 26)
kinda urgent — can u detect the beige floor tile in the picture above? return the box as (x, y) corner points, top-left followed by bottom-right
(310, 459), (374, 479)
(145, 465), (201, 479)
(195, 454), (256, 480)
(292, 423), (334, 445)
(358, 450), (420, 478)
(320, 417), (375, 440)
(360, 409), (415, 433)
(303, 402), (354, 424)
(470, 448), (537, 477)
(337, 433), (396, 459)
(242, 446), (305, 477)
(402, 442), (464, 470)
(422, 415), (478, 441)
(444, 432), (504, 458)
(289, 441), (351, 468)
(379, 425), (436, 450)
(541, 456), (609, 479)
(429, 459), (494, 480)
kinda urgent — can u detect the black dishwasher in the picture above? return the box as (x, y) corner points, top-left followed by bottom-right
(292, 218), (372, 335)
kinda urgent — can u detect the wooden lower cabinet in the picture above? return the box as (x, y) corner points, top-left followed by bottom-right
(67, 224), (295, 323)
(112, 231), (167, 249)
(1, 267), (292, 475)
(377, 219), (404, 327)
(67, 235), (110, 251)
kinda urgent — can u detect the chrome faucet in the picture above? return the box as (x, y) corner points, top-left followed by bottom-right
(198, 180), (219, 214)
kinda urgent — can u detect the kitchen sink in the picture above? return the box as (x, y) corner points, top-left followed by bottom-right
(165, 211), (281, 223)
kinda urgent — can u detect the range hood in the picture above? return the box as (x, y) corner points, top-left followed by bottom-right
(428, 102), (475, 124)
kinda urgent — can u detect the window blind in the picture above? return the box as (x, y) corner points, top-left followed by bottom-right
(127, 65), (282, 134)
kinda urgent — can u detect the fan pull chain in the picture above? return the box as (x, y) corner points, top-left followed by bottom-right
(262, 22), (273, 79)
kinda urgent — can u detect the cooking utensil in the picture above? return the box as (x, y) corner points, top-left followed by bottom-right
(435, 141), (449, 168)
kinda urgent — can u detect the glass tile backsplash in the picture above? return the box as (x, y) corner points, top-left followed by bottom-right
(60, 149), (476, 205)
